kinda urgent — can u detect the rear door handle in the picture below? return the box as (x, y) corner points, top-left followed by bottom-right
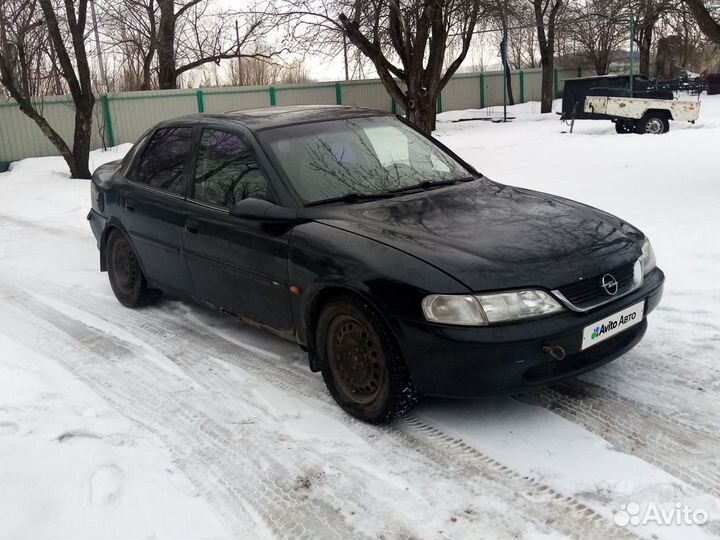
(124, 199), (135, 212)
(184, 219), (199, 234)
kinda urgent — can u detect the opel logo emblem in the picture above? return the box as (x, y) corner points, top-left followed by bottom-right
(601, 273), (619, 296)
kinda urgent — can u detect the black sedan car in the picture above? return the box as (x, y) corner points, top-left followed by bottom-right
(88, 105), (664, 423)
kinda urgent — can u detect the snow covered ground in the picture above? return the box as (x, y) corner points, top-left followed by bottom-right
(0, 95), (718, 540)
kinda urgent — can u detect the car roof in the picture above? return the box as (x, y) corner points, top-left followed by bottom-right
(157, 105), (393, 132)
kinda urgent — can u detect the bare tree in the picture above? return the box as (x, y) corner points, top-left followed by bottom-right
(98, 0), (285, 90)
(157, 0), (283, 89)
(533, 0), (564, 113)
(0, 0), (95, 178)
(284, 0), (482, 134)
(631, 0), (678, 76)
(507, 19), (539, 69)
(101, 0), (158, 90)
(659, 3), (715, 72)
(572, 0), (629, 75)
(684, 0), (720, 43)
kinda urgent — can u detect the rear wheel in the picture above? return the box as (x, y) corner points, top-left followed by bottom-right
(317, 295), (417, 423)
(106, 229), (160, 307)
(637, 113), (669, 134)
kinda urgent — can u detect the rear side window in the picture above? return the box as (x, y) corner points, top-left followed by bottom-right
(136, 127), (193, 195)
(191, 129), (271, 208)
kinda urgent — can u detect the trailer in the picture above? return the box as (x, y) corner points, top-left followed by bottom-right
(584, 96), (700, 134)
(561, 74), (700, 134)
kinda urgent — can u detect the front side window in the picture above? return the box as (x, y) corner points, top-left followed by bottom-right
(192, 129), (271, 208)
(136, 127), (193, 195)
(258, 116), (471, 204)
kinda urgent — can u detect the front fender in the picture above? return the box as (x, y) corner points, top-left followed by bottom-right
(288, 221), (469, 348)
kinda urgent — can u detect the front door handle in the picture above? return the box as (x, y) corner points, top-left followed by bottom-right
(124, 199), (135, 212)
(184, 219), (199, 234)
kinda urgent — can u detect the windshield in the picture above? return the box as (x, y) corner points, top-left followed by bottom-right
(258, 116), (472, 204)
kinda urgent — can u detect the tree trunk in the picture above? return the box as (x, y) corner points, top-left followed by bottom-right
(500, 11), (514, 107)
(639, 36), (652, 77)
(533, 0), (561, 114)
(541, 60), (554, 113)
(595, 54), (609, 75)
(71, 98), (94, 179)
(404, 87), (437, 134)
(636, 19), (654, 77)
(141, 52), (154, 90)
(504, 64), (515, 106)
(157, 0), (176, 89)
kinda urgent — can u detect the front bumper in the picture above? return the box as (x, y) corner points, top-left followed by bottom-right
(392, 268), (665, 397)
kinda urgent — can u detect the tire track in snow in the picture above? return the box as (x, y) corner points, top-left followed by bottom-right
(516, 380), (720, 501)
(36, 284), (642, 540)
(3, 285), (550, 540)
(3, 288), (535, 539)
(0, 288), (367, 540)
(583, 354), (720, 436)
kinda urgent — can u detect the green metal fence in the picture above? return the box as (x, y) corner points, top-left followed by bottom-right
(0, 67), (580, 166)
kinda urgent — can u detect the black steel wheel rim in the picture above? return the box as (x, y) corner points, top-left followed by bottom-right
(111, 238), (138, 296)
(327, 314), (385, 405)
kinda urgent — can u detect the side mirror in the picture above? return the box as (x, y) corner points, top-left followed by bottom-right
(229, 198), (300, 223)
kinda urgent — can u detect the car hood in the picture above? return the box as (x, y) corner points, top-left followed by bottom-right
(307, 180), (644, 292)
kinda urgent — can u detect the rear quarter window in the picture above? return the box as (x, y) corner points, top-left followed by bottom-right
(119, 132), (150, 177)
(135, 127), (194, 195)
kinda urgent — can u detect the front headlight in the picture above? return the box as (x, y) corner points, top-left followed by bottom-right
(421, 294), (486, 326)
(640, 238), (656, 276)
(422, 290), (563, 326)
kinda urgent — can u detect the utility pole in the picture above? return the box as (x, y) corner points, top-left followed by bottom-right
(90, 0), (108, 91)
(235, 20), (242, 85)
(501, 31), (508, 122)
(629, 14), (636, 95)
(343, 33), (349, 81)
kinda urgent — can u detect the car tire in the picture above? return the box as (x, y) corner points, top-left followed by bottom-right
(637, 113), (668, 134)
(317, 294), (417, 423)
(106, 229), (160, 308)
(614, 120), (635, 134)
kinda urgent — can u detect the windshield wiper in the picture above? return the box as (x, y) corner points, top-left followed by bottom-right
(304, 192), (398, 207)
(388, 177), (476, 194)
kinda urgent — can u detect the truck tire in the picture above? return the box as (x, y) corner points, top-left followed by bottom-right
(615, 120), (635, 134)
(636, 113), (668, 135)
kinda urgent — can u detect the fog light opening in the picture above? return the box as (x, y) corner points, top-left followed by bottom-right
(542, 345), (566, 361)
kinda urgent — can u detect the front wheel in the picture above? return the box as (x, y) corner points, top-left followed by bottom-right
(106, 229), (160, 308)
(317, 295), (417, 423)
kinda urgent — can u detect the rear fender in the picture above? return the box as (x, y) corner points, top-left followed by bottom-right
(644, 108), (673, 121)
(99, 218), (148, 277)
